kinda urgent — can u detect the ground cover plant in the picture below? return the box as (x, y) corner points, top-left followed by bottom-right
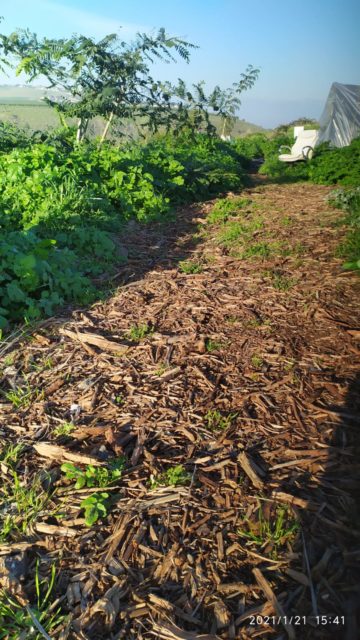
(0, 131), (247, 330)
(330, 186), (360, 270)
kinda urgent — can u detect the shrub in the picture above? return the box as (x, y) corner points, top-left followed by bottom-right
(330, 187), (360, 271)
(308, 138), (360, 186)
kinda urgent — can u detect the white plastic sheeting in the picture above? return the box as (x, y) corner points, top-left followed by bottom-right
(318, 82), (360, 148)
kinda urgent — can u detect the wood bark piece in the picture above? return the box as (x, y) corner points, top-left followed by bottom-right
(253, 568), (296, 640)
(33, 523), (78, 537)
(60, 328), (129, 354)
(238, 452), (264, 489)
(151, 622), (220, 640)
(33, 442), (102, 466)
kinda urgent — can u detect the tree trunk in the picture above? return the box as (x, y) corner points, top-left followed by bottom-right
(76, 118), (89, 144)
(100, 111), (115, 144)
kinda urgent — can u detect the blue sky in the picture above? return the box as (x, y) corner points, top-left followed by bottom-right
(0, 0), (359, 128)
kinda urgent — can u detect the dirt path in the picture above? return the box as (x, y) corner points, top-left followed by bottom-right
(1, 181), (359, 640)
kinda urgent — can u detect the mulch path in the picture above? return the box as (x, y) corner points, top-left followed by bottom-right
(1, 180), (359, 640)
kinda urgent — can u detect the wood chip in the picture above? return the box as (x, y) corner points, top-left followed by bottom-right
(253, 568), (296, 640)
(33, 443), (102, 466)
(60, 329), (129, 354)
(238, 452), (264, 489)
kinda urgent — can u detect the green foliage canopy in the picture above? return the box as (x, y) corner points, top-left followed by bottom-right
(0, 25), (259, 142)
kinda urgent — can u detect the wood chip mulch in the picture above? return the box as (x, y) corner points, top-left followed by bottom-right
(0, 180), (359, 640)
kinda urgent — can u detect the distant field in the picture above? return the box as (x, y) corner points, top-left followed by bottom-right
(0, 103), (60, 130)
(0, 85), (267, 137)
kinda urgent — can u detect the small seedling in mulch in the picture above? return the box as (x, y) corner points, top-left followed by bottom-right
(4, 380), (37, 409)
(243, 317), (262, 329)
(150, 465), (191, 489)
(0, 443), (25, 466)
(178, 260), (203, 274)
(205, 409), (237, 432)
(53, 422), (75, 438)
(280, 215), (292, 226)
(0, 472), (53, 541)
(272, 274), (296, 291)
(30, 356), (54, 372)
(238, 504), (299, 558)
(114, 393), (125, 405)
(126, 323), (154, 342)
(251, 354), (264, 369)
(284, 359), (296, 372)
(2, 354), (15, 367)
(0, 562), (68, 638)
(205, 338), (225, 352)
(61, 459), (125, 526)
(155, 362), (168, 376)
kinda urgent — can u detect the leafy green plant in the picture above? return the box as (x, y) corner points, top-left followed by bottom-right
(80, 492), (109, 526)
(0, 131), (250, 331)
(61, 457), (125, 489)
(150, 464), (191, 489)
(205, 409), (237, 432)
(308, 139), (360, 186)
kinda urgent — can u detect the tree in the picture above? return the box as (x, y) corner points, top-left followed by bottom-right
(0, 25), (259, 143)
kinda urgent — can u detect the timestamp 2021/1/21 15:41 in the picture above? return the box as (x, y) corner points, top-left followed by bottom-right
(249, 615), (346, 627)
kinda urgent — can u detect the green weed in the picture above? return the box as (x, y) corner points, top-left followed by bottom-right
(114, 393), (125, 405)
(238, 504), (299, 557)
(251, 354), (264, 368)
(53, 422), (75, 438)
(61, 457), (125, 490)
(178, 260), (203, 274)
(150, 464), (190, 489)
(241, 241), (272, 259)
(4, 381), (34, 409)
(205, 409), (237, 432)
(0, 443), (25, 466)
(243, 317), (262, 329)
(207, 196), (252, 224)
(155, 362), (168, 376)
(205, 338), (225, 352)
(272, 274), (296, 291)
(80, 493), (109, 526)
(0, 562), (67, 639)
(30, 356), (53, 372)
(0, 472), (52, 540)
(126, 323), (153, 341)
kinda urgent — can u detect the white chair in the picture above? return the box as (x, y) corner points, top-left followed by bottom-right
(278, 129), (319, 163)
